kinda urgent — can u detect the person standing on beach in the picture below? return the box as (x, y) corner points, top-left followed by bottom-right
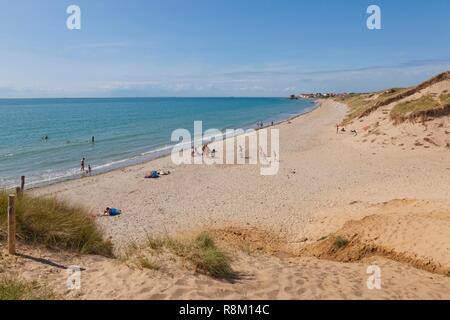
(81, 157), (85, 172)
(91, 136), (95, 143)
(336, 123), (339, 134)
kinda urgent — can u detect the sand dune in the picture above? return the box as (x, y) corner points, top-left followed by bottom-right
(2, 241), (450, 300)
(300, 199), (450, 275)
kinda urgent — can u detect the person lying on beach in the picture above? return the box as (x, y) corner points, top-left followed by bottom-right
(158, 170), (171, 176)
(103, 207), (122, 216)
(144, 170), (170, 178)
(145, 170), (160, 178)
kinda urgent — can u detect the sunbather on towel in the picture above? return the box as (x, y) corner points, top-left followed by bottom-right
(103, 207), (122, 216)
(158, 170), (171, 176)
(145, 170), (160, 178)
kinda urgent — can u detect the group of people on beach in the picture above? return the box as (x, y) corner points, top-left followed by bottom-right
(80, 157), (92, 175)
(191, 143), (217, 158)
(257, 121), (275, 128)
(336, 124), (358, 136)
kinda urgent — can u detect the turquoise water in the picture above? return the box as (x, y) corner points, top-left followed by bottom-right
(0, 97), (315, 188)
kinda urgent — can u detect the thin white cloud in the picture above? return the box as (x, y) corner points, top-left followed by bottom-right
(1, 58), (449, 98)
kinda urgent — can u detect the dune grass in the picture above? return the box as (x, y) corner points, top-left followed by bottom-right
(135, 255), (161, 271)
(338, 88), (410, 124)
(126, 232), (237, 280)
(390, 95), (441, 122)
(0, 192), (113, 257)
(440, 93), (450, 105)
(338, 94), (375, 124)
(333, 236), (349, 250)
(0, 277), (57, 300)
(338, 72), (450, 123)
(170, 233), (236, 280)
(377, 88), (409, 100)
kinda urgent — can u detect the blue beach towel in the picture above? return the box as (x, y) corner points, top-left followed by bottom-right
(145, 170), (160, 178)
(109, 208), (121, 216)
(151, 170), (159, 178)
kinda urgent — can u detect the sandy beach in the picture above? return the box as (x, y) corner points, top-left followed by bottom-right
(10, 98), (446, 299)
(33, 99), (450, 246)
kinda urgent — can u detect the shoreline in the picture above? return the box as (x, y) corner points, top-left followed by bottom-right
(19, 99), (319, 191)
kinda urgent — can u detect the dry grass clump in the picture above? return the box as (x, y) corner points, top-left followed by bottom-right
(333, 236), (349, 250)
(0, 277), (57, 300)
(125, 232), (237, 280)
(390, 95), (450, 123)
(338, 88), (410, 124)
(440, 93), (450, 105)
(338, 94), (375, 124)
(0, 192), (113, 257)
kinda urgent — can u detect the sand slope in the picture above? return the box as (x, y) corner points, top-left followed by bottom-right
(2, 242), (450, 300)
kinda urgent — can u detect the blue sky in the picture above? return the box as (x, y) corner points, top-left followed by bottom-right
(0, 0), (449, 97)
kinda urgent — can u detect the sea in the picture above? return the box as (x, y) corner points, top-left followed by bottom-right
(0, 97), (315, 188)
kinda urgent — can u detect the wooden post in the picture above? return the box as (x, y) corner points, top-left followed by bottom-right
(15, 187), (21, 198)
(8, 194), (16, 255)
(21, 175), (25, 192)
